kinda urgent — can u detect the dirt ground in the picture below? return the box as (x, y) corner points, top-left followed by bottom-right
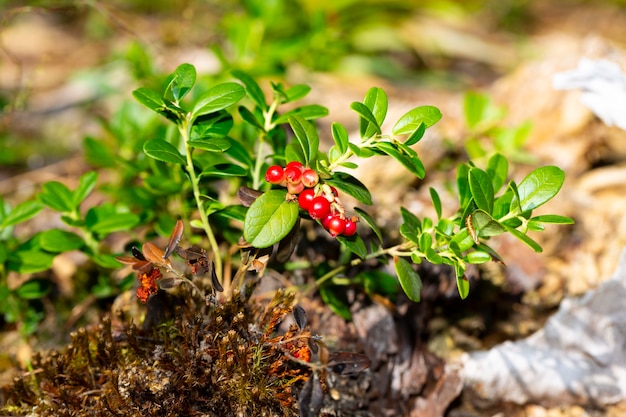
(2, 1), (626, 416)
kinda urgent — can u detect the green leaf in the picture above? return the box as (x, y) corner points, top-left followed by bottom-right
(319, 285), (351, 320)
(84, 136), (116, 168)
(530, 214), (574, 224)
(7, 250), (55, 274)
(132, 87), (164, 113)
(457, 164), (472, 207)
(350, 102), (381, 137)
(404, 123), (427, 146)
(225, 137), (253, 168)
(463, 91), (489, 130)
(16, 279), (51, 300)
(2, 200), (43, 228)
(73, 171), (98, 207)
(504, 225), (543, 252)
(238, 106), (265, 130)
(188, 137), (232, 152)
(455, 269), (470, 299)
(143, 139), (186, 164)
(486, 153), (508, 193)
(336, 234), (367, 259)
(85, 205), (140, 235)
(232, 70), (268, 110)
(243, 190), (299, 248)
(357, 271), (400, 299)
(372, 142), (425, 178)
(288, 116), (319, 167)
(325, 172), (372, 205)
(513, 166), (565, 212)
(450, 229), (474, 254)
(392, 105), (442, 135)
(468, 167), (494, 214)
(39, 181), (74, 213)
(201, 163), (247, 178)
(471, 209), (506, 238)
(191, 111), (234, 139)
(429, 187), (442, 219)
(192, 82), (246, 118)
(331, 122), (349, 154)
(394, 257), (422, 302)
(354, 207), (382, 243)
(39, 229), (84, 252)
(164, 63), (196, 102)
(274, 104), (328, 124)
(284, 84), (311, 103)
(361, 87), (388, 139)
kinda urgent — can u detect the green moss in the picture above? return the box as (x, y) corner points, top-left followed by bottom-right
(3, 288), (310, 416)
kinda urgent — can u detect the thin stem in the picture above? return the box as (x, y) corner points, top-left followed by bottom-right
(313, 241), (414, 289)
(251, 99), (280, 190)
(179, 119), (223, 283)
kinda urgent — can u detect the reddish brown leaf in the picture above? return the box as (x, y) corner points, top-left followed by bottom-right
(164, 219), (184, 260)
(142, 242), (165, 265)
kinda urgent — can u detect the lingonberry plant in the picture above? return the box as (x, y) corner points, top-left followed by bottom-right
(127, 62), (572, 307)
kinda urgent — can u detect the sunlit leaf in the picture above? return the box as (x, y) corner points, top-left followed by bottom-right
(513, 166), (565, 212)
(325, 172), (372, 205)
(392, 105), (442, 135)
(468, 167), (494, 214)
(2, 200), (43, 228)
(192, 82), (246, 118)
(243, 190), (299, 248)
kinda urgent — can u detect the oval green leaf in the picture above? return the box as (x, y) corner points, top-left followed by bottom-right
(325, 172), (372, 205)
(39, 181), (74, 213)
(514, 166), (565, 212)
(143, 139), (186, 164)
(243, 190), (299, 248)
(2, 200), (43, 228)
(192, 82), (246, 118)
(394, 256), (422, 302)
(7, 250), (55, 274)
(188, 137), (232, 152)
(40, 229), (84, 252)
(392, 105), (442, 135)
(469, 167), (494, 214)
(16, 278), (51, 300)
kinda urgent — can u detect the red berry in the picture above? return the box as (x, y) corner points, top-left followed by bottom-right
(343, 219), (357, 236)
(301, 169), (319, 188)
(321, 213), (334, 229)
(327, 216), (346, 237)
(309, 196), (331, 220)
(284, 164), (303, 184)
(286, 161), (303, 170)
(265, 165), (284, 184)
(298, 188), (316, 211)
(287, 181), (305, 194)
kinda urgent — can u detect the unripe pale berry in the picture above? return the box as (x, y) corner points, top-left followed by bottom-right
(301, 169), (319, 188)
(284, 165), (303, 184)
(287, 181), (305, 194)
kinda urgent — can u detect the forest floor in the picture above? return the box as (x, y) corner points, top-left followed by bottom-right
(2, 1), (626, 416)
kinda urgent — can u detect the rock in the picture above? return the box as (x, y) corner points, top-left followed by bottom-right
(459, 247), (626, 407)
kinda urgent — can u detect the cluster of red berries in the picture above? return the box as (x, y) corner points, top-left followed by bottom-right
(265, 161), (358, 237)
